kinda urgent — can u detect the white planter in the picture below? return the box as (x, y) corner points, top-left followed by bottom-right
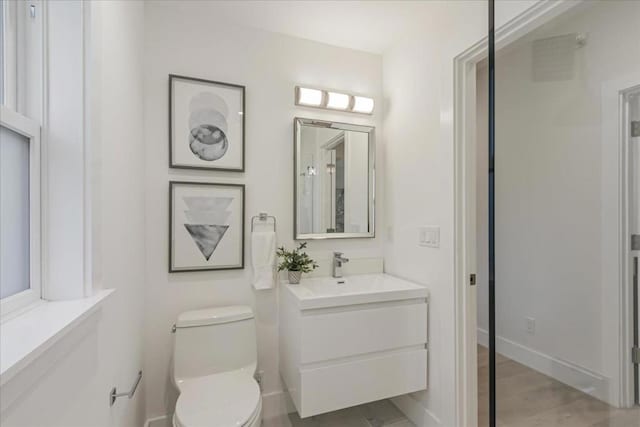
(288, 271), (302, 284)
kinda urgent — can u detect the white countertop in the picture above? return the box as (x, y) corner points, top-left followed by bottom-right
(283, 274), (428, 310)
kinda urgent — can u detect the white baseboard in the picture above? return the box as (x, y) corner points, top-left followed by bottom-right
(391, 394), (440, 427)
(144, 415), (170, 427)
(143, 390), (295, 427)
(476, 328), (611, 404)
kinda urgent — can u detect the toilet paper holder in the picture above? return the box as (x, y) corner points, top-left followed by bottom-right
(110, 370), (142, 406)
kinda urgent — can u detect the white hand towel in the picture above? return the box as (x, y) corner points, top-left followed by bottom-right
(251, 231), (277, 290)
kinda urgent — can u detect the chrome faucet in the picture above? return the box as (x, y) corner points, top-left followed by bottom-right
(332, 252), (349, 278)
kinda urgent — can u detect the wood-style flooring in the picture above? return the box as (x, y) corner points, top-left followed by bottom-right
(478, 345), (640, 427)
(263, 399), (414, 427)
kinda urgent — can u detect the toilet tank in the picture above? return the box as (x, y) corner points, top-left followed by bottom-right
(173, 306), (257, 381)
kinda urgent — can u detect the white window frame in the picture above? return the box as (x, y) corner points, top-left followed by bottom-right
(0, 106), (41, 317)
(1, 0), (44, 318)
(1, 0), (18, 109)
(0, 1), (105, 386)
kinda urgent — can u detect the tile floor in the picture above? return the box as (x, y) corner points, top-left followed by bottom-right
(477, 345), (640, 427)
(262, 399), (414, 427)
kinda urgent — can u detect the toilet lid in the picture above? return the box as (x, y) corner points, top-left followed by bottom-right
(174, 371), (260, 427)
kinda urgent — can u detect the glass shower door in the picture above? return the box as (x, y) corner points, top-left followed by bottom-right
(630, 89), (640, 407)
(484, 1), (640, 426)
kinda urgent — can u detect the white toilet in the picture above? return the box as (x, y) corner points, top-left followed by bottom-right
(172, 306), (262, 427)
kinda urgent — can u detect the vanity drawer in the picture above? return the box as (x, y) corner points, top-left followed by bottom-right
(299, 348), (427, 417)
(300, 300), (427, 363)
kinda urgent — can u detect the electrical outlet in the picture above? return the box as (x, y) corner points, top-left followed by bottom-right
(526, 317), (536, 335)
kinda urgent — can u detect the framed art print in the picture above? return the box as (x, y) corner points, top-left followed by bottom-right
(170, 181), (245, 272)
(169, 74), (245, 171)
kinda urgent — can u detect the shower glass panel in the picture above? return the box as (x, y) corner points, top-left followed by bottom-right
(629, 87), (640, 408)
(480, 1), (640, 426)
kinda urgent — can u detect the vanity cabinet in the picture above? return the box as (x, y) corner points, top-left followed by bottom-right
(278, 274), (428, 417)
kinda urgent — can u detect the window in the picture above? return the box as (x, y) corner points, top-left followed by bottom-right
(0, 107), (41, 314)
(1, 0), (42, 316)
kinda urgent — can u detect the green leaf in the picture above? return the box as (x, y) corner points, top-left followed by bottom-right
(275, 242), (318, 273)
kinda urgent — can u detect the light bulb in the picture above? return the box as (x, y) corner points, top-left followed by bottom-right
(326, 92), (350, 110)
(352, 96), (374, 114)
(296, 87), (323, 107)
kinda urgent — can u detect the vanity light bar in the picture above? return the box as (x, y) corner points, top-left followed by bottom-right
(295, 86), (374, 114)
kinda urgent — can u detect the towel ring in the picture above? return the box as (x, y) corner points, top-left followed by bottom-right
(251, 212), (276, 232)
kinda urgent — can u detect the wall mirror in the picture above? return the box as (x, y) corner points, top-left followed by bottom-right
(294, 118), (375, 240)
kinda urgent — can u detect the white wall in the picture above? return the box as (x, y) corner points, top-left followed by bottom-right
(0, 1), (146, 426)
(143, 1), (383, 420)
(475, 0), (640, 393)
(382, 1), (539, 425)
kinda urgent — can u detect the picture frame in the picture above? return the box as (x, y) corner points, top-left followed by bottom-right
(169, 181), (245, 272)
(169, 74), (245, 172)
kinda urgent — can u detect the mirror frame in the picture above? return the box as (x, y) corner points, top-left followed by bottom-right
(294, 117), (375, 240)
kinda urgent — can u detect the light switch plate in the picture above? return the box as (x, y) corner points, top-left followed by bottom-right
(419, 226), (440, 248)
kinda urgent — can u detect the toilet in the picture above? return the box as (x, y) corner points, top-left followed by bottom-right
(172, 306), (262, 427)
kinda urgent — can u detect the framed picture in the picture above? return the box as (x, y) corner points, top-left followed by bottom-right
(169, 74), (245, 171)
(169, 181), (245, 272)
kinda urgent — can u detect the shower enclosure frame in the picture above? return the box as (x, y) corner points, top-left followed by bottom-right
(619, 84), (640, 406)
(452, 0), (638, 425)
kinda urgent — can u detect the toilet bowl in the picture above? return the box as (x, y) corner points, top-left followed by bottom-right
(172, 370), (262, 427)
(171, 306), (262, 427)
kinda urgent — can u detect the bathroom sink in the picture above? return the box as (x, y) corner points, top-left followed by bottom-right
(283, 273), (428, 309)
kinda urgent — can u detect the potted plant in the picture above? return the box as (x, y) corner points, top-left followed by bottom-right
(277, 242), (318, 284)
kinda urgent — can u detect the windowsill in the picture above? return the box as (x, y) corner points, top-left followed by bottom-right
(0, 289), (114, 386)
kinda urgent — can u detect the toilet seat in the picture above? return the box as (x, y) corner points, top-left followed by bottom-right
(174, 370), (261, 427)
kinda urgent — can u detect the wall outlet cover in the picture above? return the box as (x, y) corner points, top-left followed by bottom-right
(526, 317), (536, 334)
